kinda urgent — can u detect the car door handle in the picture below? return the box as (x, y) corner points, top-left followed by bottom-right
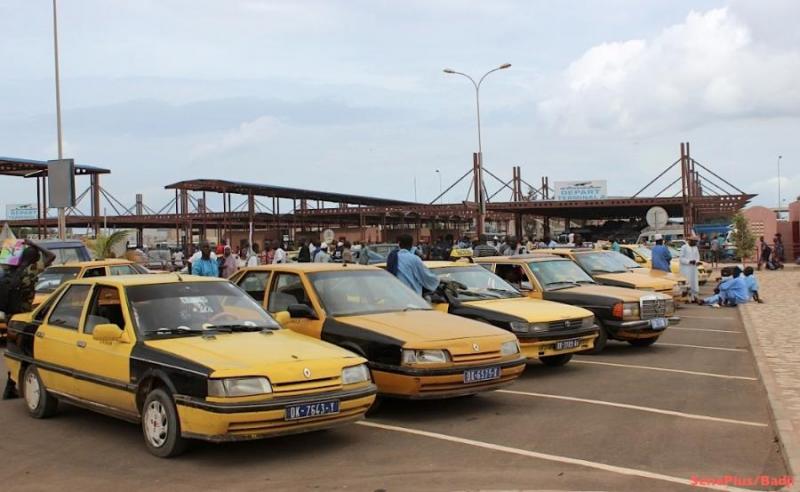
(76, 341), (86, 348)
(35, 331), (45, 338)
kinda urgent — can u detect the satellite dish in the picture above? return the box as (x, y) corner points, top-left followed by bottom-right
(646, 206), (668, 229)
(323, 229), (335, 243)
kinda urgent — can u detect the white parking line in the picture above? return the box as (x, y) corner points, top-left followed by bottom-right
(358, 421), (752, 491)
(497, 390), (767, 427)
(572, 360), (758, 381)
(657, 342), (748, 352)
(669, 327), (743, 334)
(680, 315), (738, 321)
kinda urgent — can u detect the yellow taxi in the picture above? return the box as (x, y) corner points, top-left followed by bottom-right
(424, 261), (598, 366)
(32, 259), (143, 307)
(617, 244), (711, 285)
(547, 249), (682, 300)
(475, 255), (679, 352)
(230, 264), (527, 399)
(4, 275), (375, 457)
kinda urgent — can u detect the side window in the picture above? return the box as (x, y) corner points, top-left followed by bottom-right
(109, 265), (135, 276)
(238, 272), (270, 302)
(495, 264), (534, 291)
(83, 267), (106, 278)
(268, 273), (311, 313)
(47, 284), (91, 330)
(33, 288), (63, 322)
(479, 263), (494, 272)
(84, 286), (125, 334)
(621, 249), (635, 260)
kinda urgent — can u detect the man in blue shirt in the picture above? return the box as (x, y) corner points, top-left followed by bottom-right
(701, 267), (749, 307)
(191, 241), (219, 277)
(651, 235), (672, 272)
(743, 267), (762, 303)
(390, 234), (440, 295)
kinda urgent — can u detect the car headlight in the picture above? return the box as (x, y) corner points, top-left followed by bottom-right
(401, 349), (450, 364)
(208, 377), (272, 397)
(501, 340), (520, 356)
(582, 316), (595, 329)
(611, 302), (641, 320)
(342, 364), (371, 384)
(509, 321), (549, 334)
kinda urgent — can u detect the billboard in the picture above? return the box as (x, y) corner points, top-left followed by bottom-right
(5, 203), (39, 220)
(48, 158), (76, 208)
(553, 180), (607, 201)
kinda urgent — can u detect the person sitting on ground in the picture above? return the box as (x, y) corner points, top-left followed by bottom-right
(743, 267), (762, 303)
(699, 266), (748, 308)
(191, 241), (219, 277)
(388, 234), (440, 295)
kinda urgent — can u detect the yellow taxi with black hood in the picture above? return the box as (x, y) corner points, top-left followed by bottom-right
(423, 261), (598, 366)
(230, 263), (527, 399)
(3, 274), (376, 457)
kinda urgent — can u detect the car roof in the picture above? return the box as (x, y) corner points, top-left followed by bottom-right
(55, 259), (134, 268)
(424, 261), (478, 269)
(67, 273), (225, 287)
(241, 263), (380, 273)
(474, 253), (566, 263)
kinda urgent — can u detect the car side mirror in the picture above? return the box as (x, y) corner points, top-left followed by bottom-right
(520, 281), (533, 291)
(273, 311), (291, 326)
(92, 324), (128, 343)
(288, 304), (317, 319)
(635, 256), (646, 264)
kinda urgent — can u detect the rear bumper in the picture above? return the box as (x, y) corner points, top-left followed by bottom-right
(175, 384), (376, 442)
(369, 357), (526, 399)
(604, 316), (680, 340)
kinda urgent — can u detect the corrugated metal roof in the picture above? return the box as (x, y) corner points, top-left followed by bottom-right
(0, 156), (110, 177)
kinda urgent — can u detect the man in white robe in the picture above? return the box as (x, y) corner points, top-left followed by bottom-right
(680, 235), (701, 302)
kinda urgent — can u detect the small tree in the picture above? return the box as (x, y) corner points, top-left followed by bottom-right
(91, 230), (130, 259)
(730, 213), (755, 264)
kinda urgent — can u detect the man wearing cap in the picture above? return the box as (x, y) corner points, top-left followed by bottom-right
(651, 234), (672, 273)
(679, 235), (701, 302)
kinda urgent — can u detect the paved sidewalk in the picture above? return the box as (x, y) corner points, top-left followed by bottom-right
(740, 265), (800, 491)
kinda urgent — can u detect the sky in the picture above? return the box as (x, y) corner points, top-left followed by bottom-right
(1, 0), (799, 217)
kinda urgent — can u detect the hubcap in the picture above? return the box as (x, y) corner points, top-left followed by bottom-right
(144, 401), (169, 448)
(24, 371), (40, 411)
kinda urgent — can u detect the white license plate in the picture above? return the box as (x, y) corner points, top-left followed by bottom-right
(650, 318), (668, 330)
(463, 366), (501, 384)
(285, 400), (340, 421)
(555, 338), (582, 351)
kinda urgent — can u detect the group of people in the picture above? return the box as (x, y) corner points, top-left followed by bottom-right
(648, 234), (706, 302)
(758, 234), (785, 271)
(296, 239), (358, 264)
(187, 240), (288, 278)
(698, 266), (761, 308)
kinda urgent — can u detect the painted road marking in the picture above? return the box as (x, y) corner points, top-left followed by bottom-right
(572, 360), (758, 381)
(669, 327), (743, 334)
(358, 421), (752, 491)
(657, 342), (748, 352)
(497, 390), (767, 427)
(680, 314), (738, 321)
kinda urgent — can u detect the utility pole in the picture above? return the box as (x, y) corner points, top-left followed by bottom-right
(52, 0), (66, 239)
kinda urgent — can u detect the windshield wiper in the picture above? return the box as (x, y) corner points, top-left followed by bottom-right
(545, 281), (578, 287)
(455, 288), (503, 299)
(150, 327), (207, 336)
(591, 269), (624, 274)
(486, 287), (520, 297)
(575, 280), (596, 284)
(204, 323), (278, 332)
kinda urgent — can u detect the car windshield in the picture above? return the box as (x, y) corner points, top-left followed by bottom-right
(574, 253), (628, 274)
(127, 281), (279, 338)
(35, 267), (81, 293)
(52, 248), (84, 265)
(308, 270), (431, 317)
(611, 251), (642, 269)
(528, 260), (596, 290)
(433, 265), (521, 299)
(633, 246), (652, 259)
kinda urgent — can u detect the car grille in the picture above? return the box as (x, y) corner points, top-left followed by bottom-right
(270, 376), (342, 396)
(451, 350), (502, 364)
(640, 296), (668, 319)
(548, 318), (585, 331)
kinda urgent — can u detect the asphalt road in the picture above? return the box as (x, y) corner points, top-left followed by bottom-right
(0, 288), (788, 491)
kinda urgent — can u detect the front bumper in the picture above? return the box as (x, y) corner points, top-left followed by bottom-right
(369, 357), (526, 399)
(604, 316), (680, 340)
(518, 328), (598, 358)
(175, 384), (376, 442)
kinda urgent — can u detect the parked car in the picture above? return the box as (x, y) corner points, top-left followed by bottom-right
(618, 244), (710, 285)
(230, 263), (526, 399)
(424, 261), (598, 367)
(474, 255), (679, 352)
(4, 275), (376, 457)
(33, 239), (92, 264)
(596, 249), (689, 297)
(33, 259), (141, 307)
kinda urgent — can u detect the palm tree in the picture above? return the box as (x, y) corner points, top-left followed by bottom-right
(92, 230), (130, 260)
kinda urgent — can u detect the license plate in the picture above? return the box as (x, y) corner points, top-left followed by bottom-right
(463, 366), (501, 384)
(285, 400), (340, 421)
(555, 338), (582, 351)
(650, 318), (668, 330)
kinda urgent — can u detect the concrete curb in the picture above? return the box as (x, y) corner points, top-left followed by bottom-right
(739, 304), (800, 492)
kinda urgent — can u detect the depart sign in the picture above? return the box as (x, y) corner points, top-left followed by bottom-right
(5, 204), (38, 220)
(553, 180), (608, 201)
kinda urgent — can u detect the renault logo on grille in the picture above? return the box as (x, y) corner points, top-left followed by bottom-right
(303, 368), (312, 379)
(564, 320), (572, 328)
(472, 343), (480, 352)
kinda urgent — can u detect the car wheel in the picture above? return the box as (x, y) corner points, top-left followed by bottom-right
(628, 337), (659, 347)
(583, 326), (608, 354)
(22, 365), (58, 419)
(141, 388), (187, 458)
(540, 353), (573, 367)
(366, 396), (383, 416)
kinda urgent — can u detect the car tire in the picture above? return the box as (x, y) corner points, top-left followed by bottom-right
(141, 388), (188, 458)
(22, 365), (58, 419)
(540, 353), (573, 367)
(584, 326), (608, 354)
(366, 396), (383, 416)
(628, 337), (659, 347)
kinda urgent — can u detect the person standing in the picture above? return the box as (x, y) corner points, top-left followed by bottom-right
(298, 240), (311, 263)
(610, 237), (620, 252)
(0, 240), (55, 318)
(247, 243), (261, 267)
(651, 234), (672, 272)
(191, 241), (219, 277)
(314, 243), (332, 263)
(342, 241), (354, 263)
(709, 234), (721, 269)
(389, 234), (440, 295)
(273, 243), (287, 264)
(679, 235), (701, 303)
(220, 246), (238, 277)
(473, 236), (498, 257)
(757, 236), (770, 271)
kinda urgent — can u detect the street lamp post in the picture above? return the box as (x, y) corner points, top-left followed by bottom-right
(52, 0), (66, 239)
(443, 63), (511, 235)
(435, 169), (442, 204)
(778, 155), (783, 215)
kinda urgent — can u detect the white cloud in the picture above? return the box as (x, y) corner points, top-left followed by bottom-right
(190, 116), (282, 158)
(539, 7), (800, 136)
